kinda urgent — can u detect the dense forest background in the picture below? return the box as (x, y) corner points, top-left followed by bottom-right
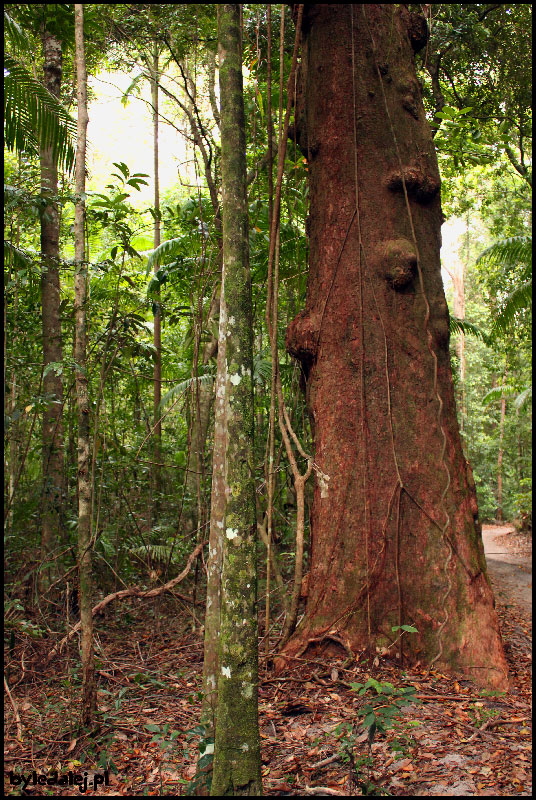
(4, 3), (532, 795)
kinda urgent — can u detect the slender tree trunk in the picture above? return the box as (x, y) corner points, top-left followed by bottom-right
(74, 3), (96, 727)
(454, 213), (469, 431)
(210, 5), (262, 795)
(39, 26), (65, 591)
(151, 43), (162, 513)
(496, 370), (507, 522)
(6, 246), (19, 537)
(284, 4), (508, 689)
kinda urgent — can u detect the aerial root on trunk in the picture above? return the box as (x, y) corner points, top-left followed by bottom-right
(274, 631), (355, 674)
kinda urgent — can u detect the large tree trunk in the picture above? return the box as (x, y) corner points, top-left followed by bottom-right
(210, 5), (262, 795)
(284, 4), (508, 689)
(39, 26), (65, 591)
(74, 3), (96, 727)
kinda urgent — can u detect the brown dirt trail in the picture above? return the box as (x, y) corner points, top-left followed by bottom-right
(482, 523), (532, 618)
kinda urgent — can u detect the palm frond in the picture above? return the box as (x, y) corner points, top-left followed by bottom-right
(252, 353), (272, 384)
(145, 237), (185, 274)
(482, 385), (518, 405)
(477, 235), (532, 273)
(449, 315), (490, 344)
(121, 72), (144, 106)
(514, 385), (532, 411)
(158, 371), (215, 414)
(4, 240), (33, 271)
(490, 280), (532, 336)
(129, 544), (180, 564)
(4, 55), (77, 174)
(4, 11), (31, 52)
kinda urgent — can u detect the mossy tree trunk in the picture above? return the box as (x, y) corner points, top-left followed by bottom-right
(283, 4), (508, 690)
(74, 3), (96, 727)
(210, 5), (262, 796)
(39, 25), (65, 592)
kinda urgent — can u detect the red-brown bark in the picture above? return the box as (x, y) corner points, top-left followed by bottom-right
(281, 4), (508, 689)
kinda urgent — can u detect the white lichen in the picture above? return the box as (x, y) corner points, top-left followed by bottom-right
(226, 528), (239, 540)
(221, 665), (231, 678)
(316, 467), (331, 499)
(230, 373), (241, 386)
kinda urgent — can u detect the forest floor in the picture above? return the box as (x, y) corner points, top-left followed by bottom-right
(4, 525), (532, 797)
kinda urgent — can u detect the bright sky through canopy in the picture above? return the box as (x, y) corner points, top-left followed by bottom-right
(87, 68), (462, 287)
(87, 69), (189, 207)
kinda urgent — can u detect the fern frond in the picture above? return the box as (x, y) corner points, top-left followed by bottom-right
(4, 55), (77, 173)
(449, 315), (490, 344)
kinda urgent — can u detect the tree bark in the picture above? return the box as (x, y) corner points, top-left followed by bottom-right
(39, 26), (65, 591)
(210, 5), (262, 795)
(496, 370), (507, 522)
(283, 4), (507, 689)
(74, 3), (96, 727)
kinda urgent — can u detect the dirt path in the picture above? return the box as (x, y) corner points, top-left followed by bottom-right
(482, 523), (532, 618)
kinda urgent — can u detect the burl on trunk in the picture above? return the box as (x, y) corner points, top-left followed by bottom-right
(282, 4), (507, 689)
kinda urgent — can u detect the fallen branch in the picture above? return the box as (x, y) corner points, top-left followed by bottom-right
(47, 541), (206, 661)
(4, 674), (23, 743)
(466, 716), (530, 742)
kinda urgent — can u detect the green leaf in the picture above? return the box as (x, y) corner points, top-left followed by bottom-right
(363, 711), (376, 728)
(113, 162), (130, 178)
(398, 624), (418, 633)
